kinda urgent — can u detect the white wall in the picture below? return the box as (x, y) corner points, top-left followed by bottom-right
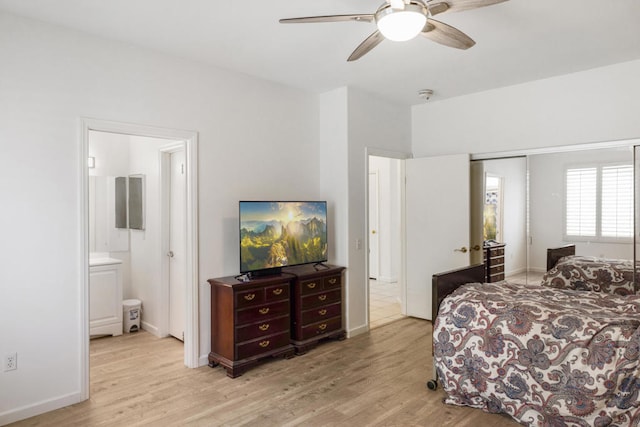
(128, 135), (170, 335)
(347, 88), (411, 334)
(318, 87), (411, 337)
(412, 60), (640, 156)
(0, 12), (319, 424)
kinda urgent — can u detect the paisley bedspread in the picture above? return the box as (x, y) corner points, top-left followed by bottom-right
(541, 255), (637, 295)
(433, 281), (640, 426)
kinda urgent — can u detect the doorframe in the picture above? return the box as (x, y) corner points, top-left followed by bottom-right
(364, 148), (411, 327)
(79, 118), (199, 400)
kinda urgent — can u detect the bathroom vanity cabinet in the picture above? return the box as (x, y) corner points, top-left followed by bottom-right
(89, 257), (123, 337)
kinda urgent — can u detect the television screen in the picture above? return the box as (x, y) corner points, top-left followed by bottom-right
(239, 201), (328, 273)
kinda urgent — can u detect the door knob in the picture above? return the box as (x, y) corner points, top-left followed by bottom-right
(167, 251), (174, 258)
(454, 247), (468, 253)
(471, 245), (481, 251)
(371, 230), (376, 234)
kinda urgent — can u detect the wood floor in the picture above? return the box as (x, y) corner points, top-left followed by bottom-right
(11, 318), (518, 426)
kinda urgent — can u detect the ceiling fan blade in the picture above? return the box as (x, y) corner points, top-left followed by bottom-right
(421, 19), (475, 49)
(279, 14), (374, 24)
(427, 2), (451, 16)
(428, 0), (508, 14)
(348, 30), (385, 62)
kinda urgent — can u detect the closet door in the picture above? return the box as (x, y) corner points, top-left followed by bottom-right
(405, 154), (470, 320)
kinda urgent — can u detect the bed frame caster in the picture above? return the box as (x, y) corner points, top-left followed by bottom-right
(426, 379), (438, 391)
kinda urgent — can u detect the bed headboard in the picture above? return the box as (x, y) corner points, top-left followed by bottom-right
(431, 264), (485, 321)
(546, 245), (576, 271)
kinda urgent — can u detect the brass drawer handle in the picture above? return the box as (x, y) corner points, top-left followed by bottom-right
(259, 307), (270, 315)
(318, 309), (327, 316)
(307, 282), (317, 289)
(244, 293), (256, 301)
(328, 278), (337, 285)
(259, 340), (270, 348)
(272, 288), (283, 296)
(259, 323), (270, 331)
(318, 294), (327, 301)
(318, 323), (327, 331)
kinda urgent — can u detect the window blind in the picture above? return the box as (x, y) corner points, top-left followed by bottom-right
(566, 167), (597, 237)
(601, 165), (633, 238)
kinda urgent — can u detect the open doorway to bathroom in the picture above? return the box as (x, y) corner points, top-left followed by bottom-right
(80, 118), (199, 400)
(368, 154), (404, 329)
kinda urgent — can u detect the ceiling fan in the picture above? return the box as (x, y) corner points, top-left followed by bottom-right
(279, 0), (508, 61)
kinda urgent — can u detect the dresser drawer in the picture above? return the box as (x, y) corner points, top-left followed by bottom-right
(301, 302), (341, 325)
(299, 316), (342, 340)
(299, 278), (322, 296)
(323, 275), (342, 290)
(236, 331), (290, 360)
(489, 264), (504, 275)
(236, 300), (289, 325)
(491, 248), (505, 257)
(235, 315), (289, 342)
(490, 272), (505, 282)
(235, 288), (265, 308)
(265, 283), (289, 302)
(300, 289), (341, 310)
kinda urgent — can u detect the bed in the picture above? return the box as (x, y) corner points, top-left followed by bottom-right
(543, 244), (638, 295)
(430, 260), (640, 426)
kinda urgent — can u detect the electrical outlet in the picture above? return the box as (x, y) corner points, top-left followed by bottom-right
(4, 352), (17, 371)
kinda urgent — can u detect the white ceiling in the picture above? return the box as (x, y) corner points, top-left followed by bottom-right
(1, 0), (639, 106)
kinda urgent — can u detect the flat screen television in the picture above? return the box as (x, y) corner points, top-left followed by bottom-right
(239, 201), (328, 275)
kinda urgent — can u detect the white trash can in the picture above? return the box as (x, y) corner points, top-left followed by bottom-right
(123, 299), (142, 333)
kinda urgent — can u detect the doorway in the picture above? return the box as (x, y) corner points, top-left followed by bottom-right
(80, 118), (199, 400)
(367, 154), (404, 328)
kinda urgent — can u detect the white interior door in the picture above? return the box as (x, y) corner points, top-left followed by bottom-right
(369, 171), (380, 279)
(169, 150), (186, 341)
(405, 154), (470, 320)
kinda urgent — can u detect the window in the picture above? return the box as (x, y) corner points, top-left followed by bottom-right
(565, 164), (633, 240)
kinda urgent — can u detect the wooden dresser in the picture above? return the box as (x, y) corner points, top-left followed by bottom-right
(483, 243), (506, 282)
(283, 264), (346, 355)
(207, 274), (295, 378)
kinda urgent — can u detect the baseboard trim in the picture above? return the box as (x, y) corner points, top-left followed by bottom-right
(199, 354), (210, 367)
(0, 391), (83, 426)
(347, 323), (368, 338)
(505, 267), (526, 277)
(141, 321), (160, 337)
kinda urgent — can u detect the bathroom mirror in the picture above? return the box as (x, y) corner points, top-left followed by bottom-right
(128, 174), (145, 230)
(115, 176), (127, 229)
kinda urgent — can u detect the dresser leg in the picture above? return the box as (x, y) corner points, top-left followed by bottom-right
(226, 367), (243, 378)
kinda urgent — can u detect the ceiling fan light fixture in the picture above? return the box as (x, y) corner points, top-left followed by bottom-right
(376, 3), (427, 42)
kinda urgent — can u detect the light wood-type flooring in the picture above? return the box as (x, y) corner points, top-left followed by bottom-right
(11, 318), (518, 426)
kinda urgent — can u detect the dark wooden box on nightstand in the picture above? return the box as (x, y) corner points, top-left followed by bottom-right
(283, 264), (346, 355)
(207, 274), (295, 378)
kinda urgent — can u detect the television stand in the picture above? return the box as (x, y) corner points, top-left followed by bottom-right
(207, 273), (294, 378)
(282, 264), (346, 355)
